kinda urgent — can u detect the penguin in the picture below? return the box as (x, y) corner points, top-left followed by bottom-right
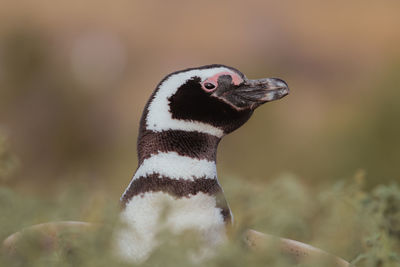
(114, 64), (289, 262)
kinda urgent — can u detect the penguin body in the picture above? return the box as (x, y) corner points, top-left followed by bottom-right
(115, 65), (289, 262)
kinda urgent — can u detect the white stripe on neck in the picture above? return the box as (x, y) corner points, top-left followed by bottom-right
(135, 151), (217, 180)
(146, 67), (235, 138)
(121, 152), (217, 200)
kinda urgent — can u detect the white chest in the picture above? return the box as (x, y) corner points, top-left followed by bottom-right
(114, 191), (227, 262)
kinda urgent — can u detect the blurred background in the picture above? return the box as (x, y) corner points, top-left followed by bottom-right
(0, 0), (399, 207)
(1, 1), (400, 265)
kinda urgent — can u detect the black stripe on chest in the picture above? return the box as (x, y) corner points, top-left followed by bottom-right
(137, 130), (220, 164)
(121, 173), (231, 223)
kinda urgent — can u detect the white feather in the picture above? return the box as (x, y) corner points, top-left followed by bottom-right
(114, 191), (226, 263)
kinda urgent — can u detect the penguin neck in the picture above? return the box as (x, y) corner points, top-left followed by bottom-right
(137, 128), (221, 165)
(121, 126), (231, 222)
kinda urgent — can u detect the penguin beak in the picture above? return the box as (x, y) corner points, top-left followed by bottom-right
(214, 78), (289, 110)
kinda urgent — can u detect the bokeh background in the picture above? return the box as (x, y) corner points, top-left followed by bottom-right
(0, 1), (400, 265)
(1, 0), (399, 195)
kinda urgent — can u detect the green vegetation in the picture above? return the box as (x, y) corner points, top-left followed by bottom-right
(0, 135), (19, 182)
(1, 154), (399, 266)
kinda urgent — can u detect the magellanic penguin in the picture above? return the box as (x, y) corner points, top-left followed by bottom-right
(114, 64), (289, 262)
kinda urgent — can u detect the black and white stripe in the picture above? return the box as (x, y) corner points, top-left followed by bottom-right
(121, 173), (231, 222)
(120, 129), (230, 223)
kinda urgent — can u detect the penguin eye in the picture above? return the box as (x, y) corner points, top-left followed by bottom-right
(203, 82), (216, 90)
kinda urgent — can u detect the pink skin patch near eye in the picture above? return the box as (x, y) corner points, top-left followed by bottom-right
(201, 71), (243, 92)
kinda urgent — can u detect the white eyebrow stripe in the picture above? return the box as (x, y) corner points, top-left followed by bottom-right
(145, 67), (236, 138)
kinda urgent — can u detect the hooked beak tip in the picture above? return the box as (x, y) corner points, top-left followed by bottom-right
(256, 78), (290, 104)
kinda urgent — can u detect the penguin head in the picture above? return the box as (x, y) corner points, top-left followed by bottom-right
(144, 64), (289, 137)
